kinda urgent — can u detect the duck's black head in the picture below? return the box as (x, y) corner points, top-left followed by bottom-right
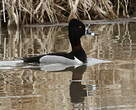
(68, 19), (87, 63)
(68, 19), (85, 46)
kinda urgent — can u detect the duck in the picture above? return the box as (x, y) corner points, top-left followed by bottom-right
(0, 19), (112, 71)
(23, 19), (91, 65)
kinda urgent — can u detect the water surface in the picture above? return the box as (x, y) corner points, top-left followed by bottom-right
(0, 22), (136, 110)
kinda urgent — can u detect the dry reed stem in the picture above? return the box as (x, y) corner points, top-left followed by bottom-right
(68, 0), (80, 20)
(2, 0), (6, 22)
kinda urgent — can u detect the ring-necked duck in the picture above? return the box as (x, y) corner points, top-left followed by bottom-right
(23, 19), (91, 65)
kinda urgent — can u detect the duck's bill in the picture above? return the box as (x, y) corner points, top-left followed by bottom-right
(85, 27), (98, 36)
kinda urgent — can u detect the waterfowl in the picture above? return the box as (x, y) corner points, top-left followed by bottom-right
(23, 19), (90, 65)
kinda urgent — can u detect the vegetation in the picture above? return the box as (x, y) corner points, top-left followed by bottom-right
(0, 0), (136, 25)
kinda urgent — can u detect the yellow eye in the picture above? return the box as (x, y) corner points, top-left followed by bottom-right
(78, 26), (82, 29)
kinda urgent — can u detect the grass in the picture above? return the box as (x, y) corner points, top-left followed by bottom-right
(0, 0), (136, 25)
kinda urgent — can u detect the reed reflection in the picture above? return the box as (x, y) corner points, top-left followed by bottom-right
(44, 65), (88, 109)
(0, 22), (136, 110)
(1, 23), (136, 61)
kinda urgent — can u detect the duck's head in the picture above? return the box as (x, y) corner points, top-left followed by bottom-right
(69, 19), (85, 40)
(69, 19), (91, 48)
(68, 19), (93, 63)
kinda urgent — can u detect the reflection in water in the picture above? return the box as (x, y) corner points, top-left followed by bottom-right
(0, 22), (136, 110)
(70, 65), (87, 104)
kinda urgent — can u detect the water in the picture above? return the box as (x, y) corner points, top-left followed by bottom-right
(0, 22), (136, 110)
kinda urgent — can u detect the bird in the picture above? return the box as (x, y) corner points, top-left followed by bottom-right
(23, 19), (91, 65)
(0, 19), (111, 71)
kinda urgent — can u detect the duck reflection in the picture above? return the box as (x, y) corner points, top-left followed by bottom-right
(47, 65), (87, 105)
(70, 65), (87, 104)
(40, 64), (87, 104)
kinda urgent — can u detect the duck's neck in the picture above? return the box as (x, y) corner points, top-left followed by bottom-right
(70, 39), (82, 51)
(72, 43), (82, 52)
(70, 38), (87, 63)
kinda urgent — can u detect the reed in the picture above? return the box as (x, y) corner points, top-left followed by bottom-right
(0, 0), (135, 25)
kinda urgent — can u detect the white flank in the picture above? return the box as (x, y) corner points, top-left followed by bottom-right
(40, 55), (83, 65)
(74, 57), (83, 65)
(40, 63), (73, 71)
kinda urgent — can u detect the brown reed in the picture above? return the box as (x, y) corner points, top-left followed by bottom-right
(0, 0), (135, 25)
